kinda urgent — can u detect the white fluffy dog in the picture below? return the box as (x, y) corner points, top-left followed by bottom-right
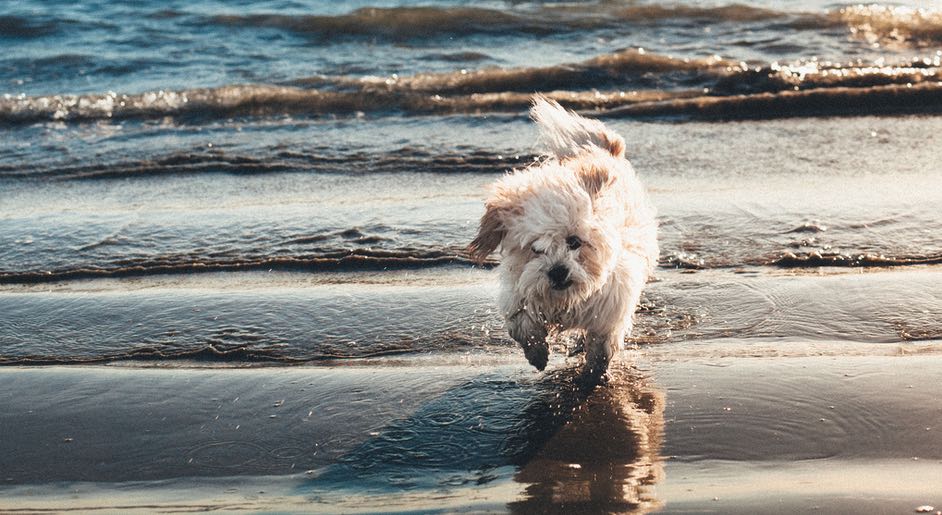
(469, 96), (658, 381)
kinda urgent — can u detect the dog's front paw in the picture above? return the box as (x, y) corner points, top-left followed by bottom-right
(523, 342), (549, 371)
(507, 312), (549, 371)
(580, 331), (618, 384)
(578, 364), (610, 387)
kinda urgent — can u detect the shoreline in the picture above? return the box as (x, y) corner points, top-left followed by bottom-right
(3, 266), (942, 366)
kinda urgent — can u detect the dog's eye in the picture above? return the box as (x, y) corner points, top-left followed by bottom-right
(566, 236), (582, 250)
(531, 245), (544, 255)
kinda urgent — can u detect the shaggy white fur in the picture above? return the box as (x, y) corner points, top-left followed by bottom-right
(469, 96), (659, 380)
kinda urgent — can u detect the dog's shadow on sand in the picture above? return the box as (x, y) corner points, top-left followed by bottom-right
(304, 364), (665, 513)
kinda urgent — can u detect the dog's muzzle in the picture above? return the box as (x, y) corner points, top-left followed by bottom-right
(547, 264), (572, 290)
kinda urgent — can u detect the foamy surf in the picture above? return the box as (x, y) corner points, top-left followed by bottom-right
(3, 50), (942, 124)
(838, 4), (942, 47)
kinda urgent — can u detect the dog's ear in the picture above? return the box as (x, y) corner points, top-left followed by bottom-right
(468, 202), (507, 263)
(577, 162), (617, 198)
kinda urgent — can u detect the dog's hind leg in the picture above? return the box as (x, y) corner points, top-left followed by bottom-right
(507, 312), (549, 371)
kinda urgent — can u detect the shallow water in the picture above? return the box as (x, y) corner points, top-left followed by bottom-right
(3, 116), (942, 288)
(2, 0), (942, 512)
(2, 357), (942, 512)
(3, 267), (942, 364)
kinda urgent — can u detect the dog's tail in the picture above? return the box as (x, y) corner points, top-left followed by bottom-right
(530, 94), (625, 160)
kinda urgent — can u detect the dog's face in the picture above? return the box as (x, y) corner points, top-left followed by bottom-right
(469, 152), (624, 309)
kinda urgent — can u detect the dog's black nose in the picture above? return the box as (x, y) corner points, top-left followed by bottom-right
(547, 264), (570, 289)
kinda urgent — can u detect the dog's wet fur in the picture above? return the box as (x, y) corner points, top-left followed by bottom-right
(469, 96), (659, 382)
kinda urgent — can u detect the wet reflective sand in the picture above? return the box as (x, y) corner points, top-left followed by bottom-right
(2, 353), (942, 512)
(509, 368), (665, 514)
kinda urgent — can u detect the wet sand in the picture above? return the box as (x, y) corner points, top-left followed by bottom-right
(1, 352), (941, 512)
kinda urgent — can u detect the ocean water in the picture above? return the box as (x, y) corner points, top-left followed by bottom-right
(3, 0), (942, 511)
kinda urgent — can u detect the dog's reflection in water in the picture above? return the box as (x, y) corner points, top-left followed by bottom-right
(303, 364), (663, 513)
(508, 366), (664, 514)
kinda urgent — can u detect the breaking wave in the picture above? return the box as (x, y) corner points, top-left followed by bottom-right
(602, 82), (942, 120)
(3, 50), (942, 124)
(293, 49), (732, 94)
(837, 4), (942, 47)
(1, 146), (530, 180)
(0, 49), (723, 124)
(0, 249), (477, 285)
(5, 247), (942, 285)
(773, 251), (942, 268)
(0, 344), (307, 366)
(659, 250), (942, 270)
